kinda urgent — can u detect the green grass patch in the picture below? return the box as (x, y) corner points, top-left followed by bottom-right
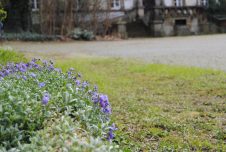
(56, 57), (226, 151)
(0, 48), (27, 64)
(1, 49), (225, 151)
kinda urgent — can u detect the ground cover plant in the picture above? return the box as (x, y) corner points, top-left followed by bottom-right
(57, 58), (226, 151)
(0, 52), (119, 151)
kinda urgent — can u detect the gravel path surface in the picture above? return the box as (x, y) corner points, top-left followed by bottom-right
(1, 34), (226, 71)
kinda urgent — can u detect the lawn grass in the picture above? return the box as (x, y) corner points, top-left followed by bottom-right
(1, 49), (225, 151)
(56, 57), (226, 151)
(0, 48), (27, 65)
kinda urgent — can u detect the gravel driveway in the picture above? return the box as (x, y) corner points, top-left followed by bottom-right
(1, 34), (226, 71)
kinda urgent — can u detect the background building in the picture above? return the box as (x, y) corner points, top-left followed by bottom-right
(2, 0), (225, 37)
(145, 0), (209, 36)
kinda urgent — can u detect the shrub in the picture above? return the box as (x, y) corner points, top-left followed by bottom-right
(0, 33), (58, 41)
(69, 28), (95, 41)
(0, 59), (118, 151)
(0, 31), (95, 41)
(0, 3), (7, 21)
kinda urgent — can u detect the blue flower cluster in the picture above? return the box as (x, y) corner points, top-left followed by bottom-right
(0, 59), (116, 141)
(107, 123), (118, 141)
(42, 93), (50, 105)
(0, 59), (40, 78)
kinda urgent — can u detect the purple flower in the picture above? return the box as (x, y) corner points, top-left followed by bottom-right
(99, 95), (111, 114)
(68, 71), (72, 77)
(19, 64), (27, 72)
(110, 123), (117, 131)
(4, 69), (10, 76)
(0, 72), (4, 77)
(32, 63), (39, 69)
(107, 123), (117, 141)
(99, 95), (109, 108)
(32, 58), (38, 63)
(107, 131), (114, 141)
(103, 106), (112, 114)
(82, 81), (89, 88)
(42, 93), (50, 105)
(54, 68), (62, 73)
(48, 64), (54, 71)
(30, 73), (36, 78)
(28, 62), (37, 69)
(94, 85), (98, 92)
(75, 80), (81, 86)
(72, 76), (77, 81)
(42, 60), (48, 66)
(39, 82), (45, 88)
(92, 93), (99, 104)
(22, 75), (27, 80)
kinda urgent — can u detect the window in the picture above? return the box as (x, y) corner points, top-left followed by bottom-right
(175, 19), (187, 26)
(111, 0), (121, 9)
(201, 0), (208, 6)
(32, 0), (40, 11)
(76, 0), (81, 10)
(174, 0), (183, 7)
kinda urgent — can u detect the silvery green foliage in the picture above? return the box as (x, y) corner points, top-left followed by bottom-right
(0, 59), (118, 151)
(0, 33), (57, 41)
(18, 116), (119, 152)
(69, 28), (95, 40)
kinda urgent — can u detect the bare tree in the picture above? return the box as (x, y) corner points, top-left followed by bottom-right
(40, 0), (56, 35)
(39, 0), (112, 36)
(61, 0), (76, 35)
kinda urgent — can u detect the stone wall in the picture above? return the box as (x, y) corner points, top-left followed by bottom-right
(151, 6), (209, 36)
(23, 0), (224, 37)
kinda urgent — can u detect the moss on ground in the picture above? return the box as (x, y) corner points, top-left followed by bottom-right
(56, 58), (226, 151)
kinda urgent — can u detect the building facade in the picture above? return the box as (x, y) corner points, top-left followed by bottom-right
(5, 0), (217, 37)
(147, 0), (209, 36)
(29, 0), (144, 37)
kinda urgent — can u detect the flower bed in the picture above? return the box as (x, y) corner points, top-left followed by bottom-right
(0, 59), (118, 151)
